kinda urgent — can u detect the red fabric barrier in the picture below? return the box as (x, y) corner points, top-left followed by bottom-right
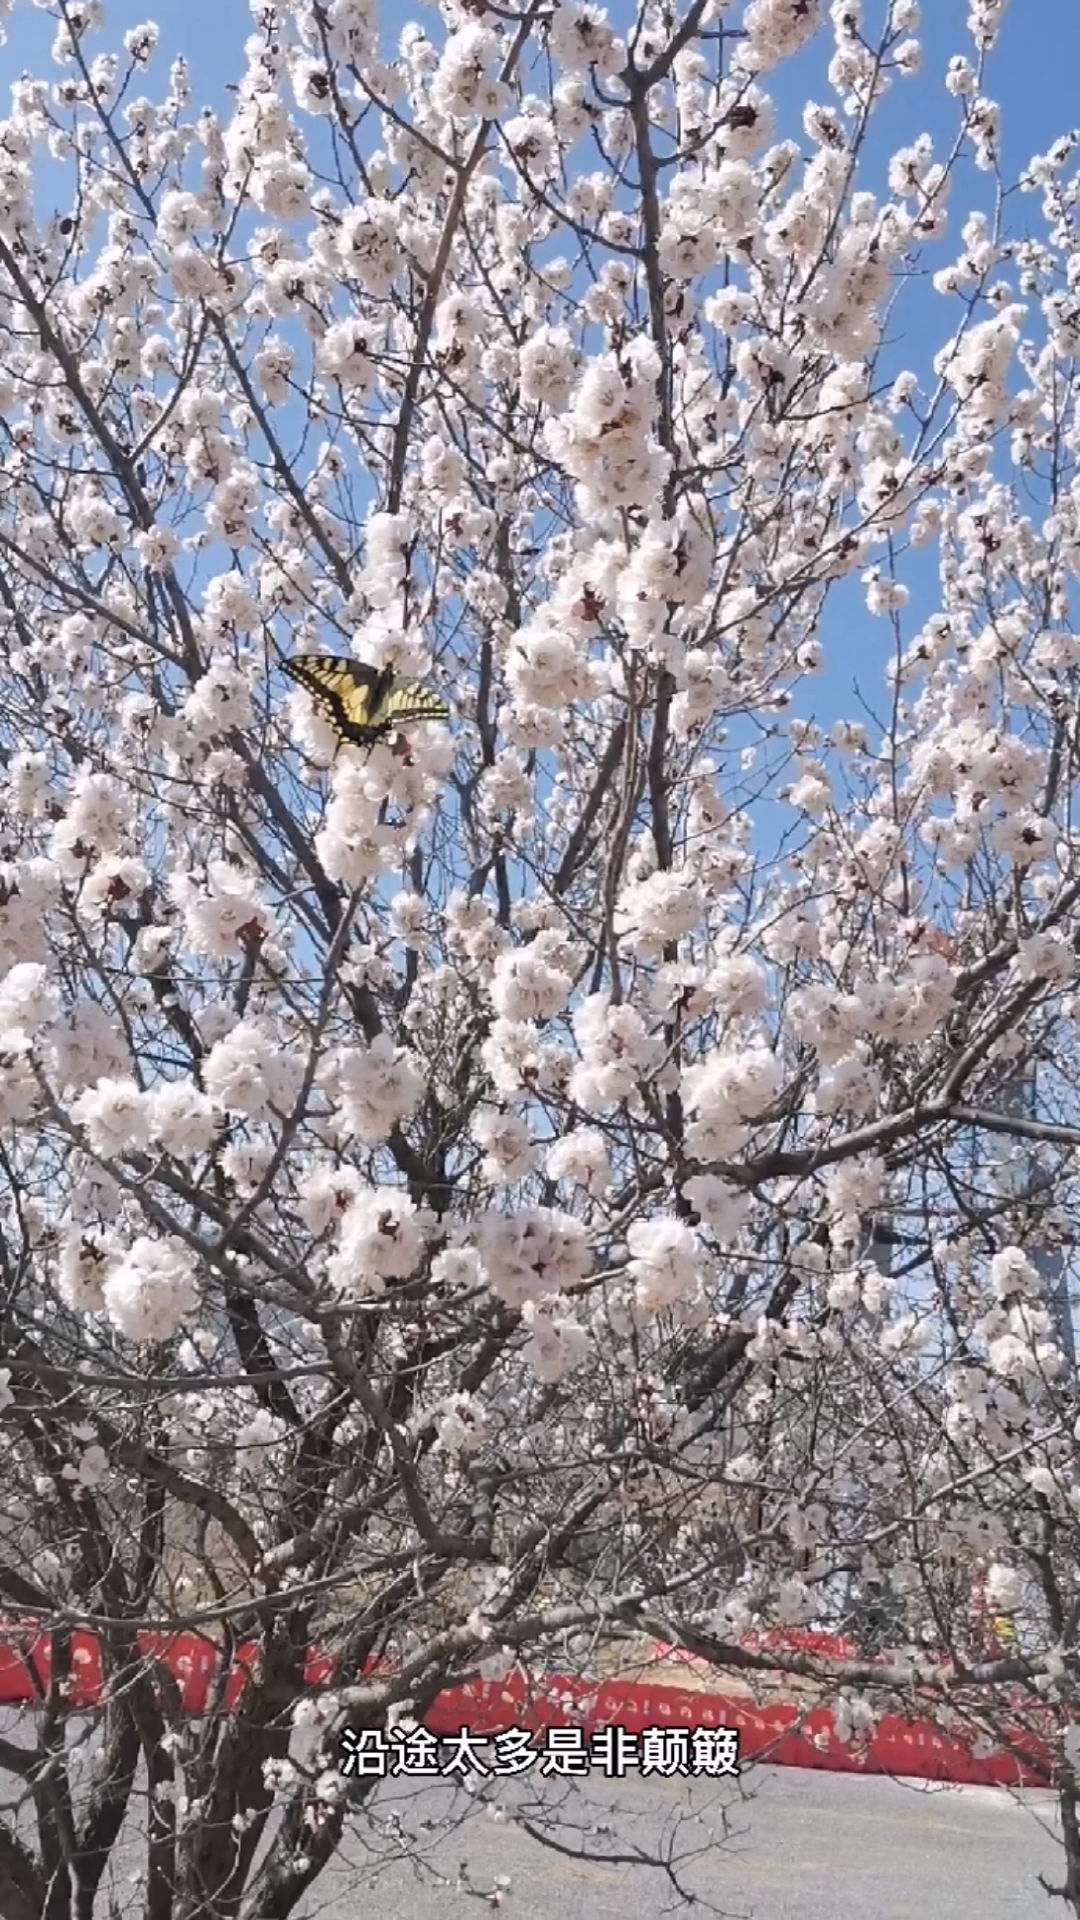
(0, 1628), (1053, 1788)
(426, 1672), (1052, 1787)
(739, 1629), (858, 1660)
(0, 1628), (340, 1714)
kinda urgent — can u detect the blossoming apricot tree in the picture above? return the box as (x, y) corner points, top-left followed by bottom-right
(2, 0), (1080, 1911)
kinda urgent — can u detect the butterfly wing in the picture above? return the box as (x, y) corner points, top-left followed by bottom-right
(283, 655), (447, 748)
(282, 655), (384, 746)
(375, 684), (451, 729)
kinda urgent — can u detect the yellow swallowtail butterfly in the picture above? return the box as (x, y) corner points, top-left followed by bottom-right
(281, 654), (449, 751)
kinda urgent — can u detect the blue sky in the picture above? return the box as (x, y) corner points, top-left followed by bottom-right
(5, 0), (1076, 161)
(7, 0), (1078, 215)
(4, 0), (1080, 748)
(3, 0), (1076, 1229)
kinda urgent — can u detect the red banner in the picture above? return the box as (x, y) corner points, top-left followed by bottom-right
(0, 1627), (1053, 1789)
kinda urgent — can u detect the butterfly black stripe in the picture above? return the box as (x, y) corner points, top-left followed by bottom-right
(282, 655), (448, 749)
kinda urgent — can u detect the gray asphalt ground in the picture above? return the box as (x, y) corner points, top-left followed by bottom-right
(294, 1764), (1062, 1919)
(0, 1704), (1063, 1916)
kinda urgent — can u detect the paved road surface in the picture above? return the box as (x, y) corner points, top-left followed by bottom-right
(0, 1703), (1063, 1916)
(294, 1764), (1062, 1919)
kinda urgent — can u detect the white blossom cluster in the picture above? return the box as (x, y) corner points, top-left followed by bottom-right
(0, 0), (1076, 1888)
